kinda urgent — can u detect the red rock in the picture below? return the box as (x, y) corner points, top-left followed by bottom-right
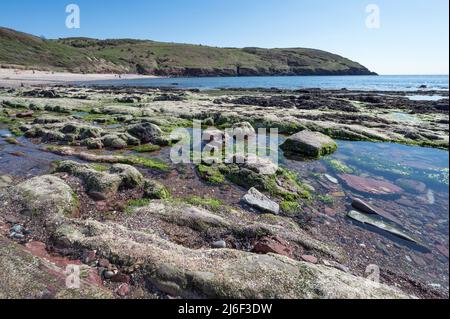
(25, 241), (82, 268)
(95, 201), (108, 211)
(16, 110), (34, 118)
(436, 244), (449, 258)
(111, 273), (131, 284)
(324, 207), (337, 217)
(338, 174), (403, 196)
(252, 236), (293, 257)
(98, 258), (110, 268)
(116, 283), (130, 297)
(82, 250), (97, 264)
(301, 255), (318, 264)
(410, 254), (427, 267)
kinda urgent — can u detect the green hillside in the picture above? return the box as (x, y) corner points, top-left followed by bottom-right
(0, 27), (376, 76)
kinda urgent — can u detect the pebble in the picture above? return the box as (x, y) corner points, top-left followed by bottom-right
(212, 240), (227, 249)
(324, 174), (339, 184)
(111, 273), (131, 284)
(301, 255), (318, 264)
(116, 283), (130, 297)
(88, 191), (108, 201)
(103, 270), (115, 279)
(11, 224), (24, 233)
(98, 258), (110, 268)
(405, 255), (413, 263)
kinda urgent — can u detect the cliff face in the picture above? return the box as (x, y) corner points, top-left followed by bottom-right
(0, 27), (376, 76)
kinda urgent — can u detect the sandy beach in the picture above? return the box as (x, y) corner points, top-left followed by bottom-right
(0, 68), (157, 88)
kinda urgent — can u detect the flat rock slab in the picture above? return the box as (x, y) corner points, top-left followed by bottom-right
(281, 130), (337, 158)
(351, 198), (402, 225)
(242, 187), (280, 215)
(339, 174), (403, 196)
(347, 210), (423, 247)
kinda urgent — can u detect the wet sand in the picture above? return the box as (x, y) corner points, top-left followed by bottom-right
(0, 68), (159, 88)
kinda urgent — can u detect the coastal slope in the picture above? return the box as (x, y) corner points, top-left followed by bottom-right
(0, 27), (376, 76)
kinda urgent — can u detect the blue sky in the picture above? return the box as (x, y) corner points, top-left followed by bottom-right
(0, 0), (448, 74)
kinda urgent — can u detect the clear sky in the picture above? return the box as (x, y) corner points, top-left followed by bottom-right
(0, 0), (448, 75)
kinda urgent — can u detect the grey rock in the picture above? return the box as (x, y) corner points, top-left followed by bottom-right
(281, 130), (337, 158)
(212, 240), (227, 249)
(242, 187), (280, 215)
(103, 270), (115, 279)
(128, 123), (163, 144)
(14, 175), (79, 217)
(396, 178), (427, 194)
(102, 134), (127, 149)
(110, 164), (144, 189)
(347, 210), (427, 250)
(324, 174), (338, 184)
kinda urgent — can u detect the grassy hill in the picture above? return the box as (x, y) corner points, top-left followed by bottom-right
(0, 27), (376, 76)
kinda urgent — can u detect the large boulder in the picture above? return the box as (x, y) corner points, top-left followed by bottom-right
(102, 134), (128, 150)
(14, 175), (79, 218)
(55, 161), (122, 195)
(128, 123), (163, 144)
(281, 130), (337, 158)
(110, 164), (144, 189)
(242, 187), (280, 215)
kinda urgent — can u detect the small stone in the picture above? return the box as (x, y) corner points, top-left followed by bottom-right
(98, 258), (110, 268)
(82, 250), (97, 264)
(103, 270), (115, 279)
(253, 236), (293, 257)
(324, 207), (337, 217)
(116, 283), (130, 297)
(410, 254), (427, 267)
(12, 232), (25, 239)
(242, 187), (280, 215)
(212, 240), (227, 249)
(405, 255), (413, 263)
(436, 244), (449, 258)
(331, 191), (346, 197)
(301, 255), (318, 264)
(324, 174), (338, 184)
(111, 273), (131, 284)
(88, 191), (108, 201)
(11, 224), (24, 233)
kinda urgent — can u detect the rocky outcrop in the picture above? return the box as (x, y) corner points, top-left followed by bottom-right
(50, 217), (410, 299)
(281, 130), (338, 158)
(55, 161), (144, 194)
(0, 236), (112, 299)
(2, 175), (411, 299)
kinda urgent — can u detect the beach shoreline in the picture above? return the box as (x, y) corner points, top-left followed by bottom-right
(0, 68), (159, 88)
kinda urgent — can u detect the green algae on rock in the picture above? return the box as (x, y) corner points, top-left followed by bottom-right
(281, 130), (338, 158)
